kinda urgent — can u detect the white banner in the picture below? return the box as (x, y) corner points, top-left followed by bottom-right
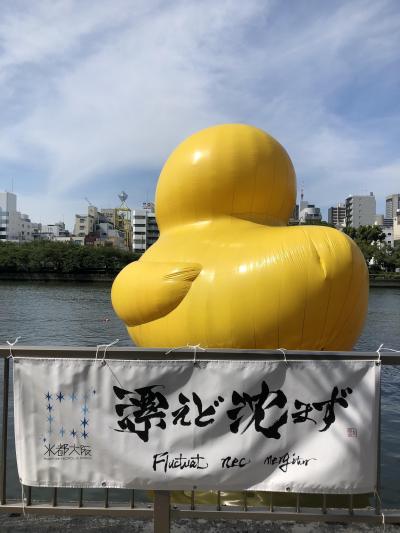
(13, 358), (380, 493)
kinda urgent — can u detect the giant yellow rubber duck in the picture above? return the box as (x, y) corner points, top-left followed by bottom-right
(112, 124), (368, 350)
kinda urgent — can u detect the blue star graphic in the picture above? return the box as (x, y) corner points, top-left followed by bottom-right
(47, 415), (54, 424)
(81, 405), (89, 415)
(80, 417), (89, 428)
(70, 429), (77, 438)
(46, 404), (53, 412)
(69, 392), (77, 401)
(81, 430), (89, 439)
(59, 427), (65, 437)
(45, 392), (52, 401)
(56, 392), (64, 402)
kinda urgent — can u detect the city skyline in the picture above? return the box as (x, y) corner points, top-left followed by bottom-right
(2, 188), (399, 234)
(0, 1), (399, 229)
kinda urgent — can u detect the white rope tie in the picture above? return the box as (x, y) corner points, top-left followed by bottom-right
(102, 339), (119, 362)
(374, 490), (385, 530)
(20, 482), (26, 516)
(277, 348), (289, 365)
(6, 336), (21, 359)
(378, 345), (400, 353)
(376, 344), (400, 365)
(95, 339), (119, 365)
(376, 344), (383, 364)
(165, 344), (206, 365)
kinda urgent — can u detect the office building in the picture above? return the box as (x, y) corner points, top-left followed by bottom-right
(0, 191), (34, 242)
(73, 204), (127, 249)
(328, 204), (346, 227)
(386, 194), (400, 220)
(345, 193), (376, 228)
(32, 221), (71, 242)
(374, 215), (393, 229)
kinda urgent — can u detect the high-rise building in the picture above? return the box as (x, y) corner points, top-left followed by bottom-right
(386, 194), (400, 220)
(0, 191), (34, 242)
(345, 193), (376, 228)
(328, 204), (346, 227)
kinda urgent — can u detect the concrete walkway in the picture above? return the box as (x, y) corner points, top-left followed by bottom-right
(0, 514), (399, 533)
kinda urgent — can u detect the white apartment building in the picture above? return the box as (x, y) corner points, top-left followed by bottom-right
(394, 210), (400, 245)
(345, 193), (376, 228)
(0, 191), (34, 242)
(32, 221), (71, 242)
(328, 204), (346, 227)
(132, 209), (159, 252)
(73, 206), (97, 238)
(382, 226), (394, 247)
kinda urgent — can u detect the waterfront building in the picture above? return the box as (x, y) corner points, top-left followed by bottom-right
(33, 221), (71, 241)
(386, 193), (400, 220)
(298, 201), (322, 224)
(328, 204), (346, 227)
(73, 204), (127, 249)
(132, 206), (159, 252)
(382, 226), (394, 247)
(0, 191), (34, 242)
(394, 210), (400, 246)
(374, 214), (394, 229)
(100, 192), (133, 251)
(73, 206), (97, 238)
(345, 193), (376, 228)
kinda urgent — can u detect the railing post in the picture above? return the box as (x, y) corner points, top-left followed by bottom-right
(0, 357), (10, 505)
(154, 490), (170, 533)
(375, 360), (382, 515)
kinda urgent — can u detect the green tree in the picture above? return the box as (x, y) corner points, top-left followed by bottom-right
(0, 241), (139, 274)
(343, 225), (393, 273)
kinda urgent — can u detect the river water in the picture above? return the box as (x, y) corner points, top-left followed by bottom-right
(0, 282), (399, 507)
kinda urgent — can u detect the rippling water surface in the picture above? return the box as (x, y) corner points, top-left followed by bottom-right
(0, 282), (399, 506)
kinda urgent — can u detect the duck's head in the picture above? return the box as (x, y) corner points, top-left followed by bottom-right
(156, 124), (296, 231)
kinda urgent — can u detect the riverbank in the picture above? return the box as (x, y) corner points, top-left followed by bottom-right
(1, 271), (400, 286)
(0, 271), (116, 282)
(370, 278), (400, 287)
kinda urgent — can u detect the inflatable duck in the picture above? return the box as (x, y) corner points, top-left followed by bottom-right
(112, 124), (368, 350)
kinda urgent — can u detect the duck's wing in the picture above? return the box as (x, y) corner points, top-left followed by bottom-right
(111, 261), (202, 326)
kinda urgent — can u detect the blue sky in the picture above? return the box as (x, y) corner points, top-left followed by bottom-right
(0, 0), (399, 230)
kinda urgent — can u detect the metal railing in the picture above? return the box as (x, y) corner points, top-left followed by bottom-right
(1, 345), (399, 532)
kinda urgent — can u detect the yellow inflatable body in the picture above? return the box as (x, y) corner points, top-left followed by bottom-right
(112, 124), (368, 350)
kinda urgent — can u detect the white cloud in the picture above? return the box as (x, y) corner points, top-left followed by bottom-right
(0, 0), (399, 222)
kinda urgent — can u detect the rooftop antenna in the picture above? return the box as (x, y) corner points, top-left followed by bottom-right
(84, 197), (93, 206)
(11, 177), (14, 192)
